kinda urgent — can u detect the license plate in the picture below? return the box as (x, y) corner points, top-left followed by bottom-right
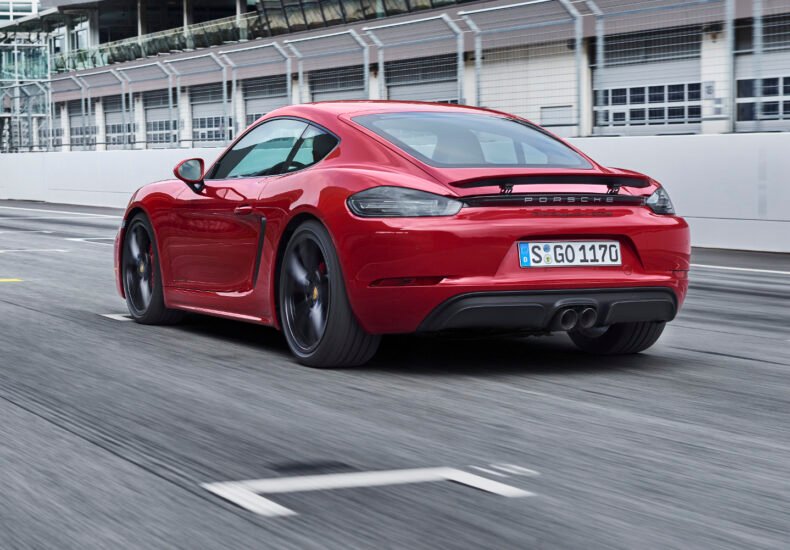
(518, 241), (622, 268)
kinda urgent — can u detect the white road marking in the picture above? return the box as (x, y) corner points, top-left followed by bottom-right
(0, 278), (23, 283)
(66, 237), (115, 246)
(204, 482), (297, 517)
(0, 205), (119, 218)
(470, 466), (508, 477)
(691, 263), (790, 276)
(488, 464), (541, 476)
(203, 467), (533, 518)
(101, 313), (133, 322)
(0, 249), (68, 254)
(0, 230), (54, 234)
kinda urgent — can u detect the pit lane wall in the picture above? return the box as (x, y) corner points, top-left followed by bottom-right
(1, 133), (788, 253)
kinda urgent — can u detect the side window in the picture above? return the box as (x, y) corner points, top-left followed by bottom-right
(286, 125), (339, 172)
(209, 119), (307, 180)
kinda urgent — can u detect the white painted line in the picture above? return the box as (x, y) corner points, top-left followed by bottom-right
(691, 263), (790, 276)
(444, 470), (534, 498)
(488, 464), (540, 476)
(202, 467), (533, 518)
(101, 313), (133, 322)
(0, 278), (23, 283)
(469, 466), (508, 477)
(66, 237), (115, 246)
(0, 230), (54, 234)
(240, 467), (456, 494)
(204, 482), (298, 517)
(0, 249), (68, 254)
(0, 205), (119, 218)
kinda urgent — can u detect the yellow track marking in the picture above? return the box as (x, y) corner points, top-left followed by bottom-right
(0, 278), (23, 283)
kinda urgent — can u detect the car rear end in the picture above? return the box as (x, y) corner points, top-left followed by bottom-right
(336, 107), (690, 342)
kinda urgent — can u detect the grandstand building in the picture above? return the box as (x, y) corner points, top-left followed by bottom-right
(0, 0), (789, 152)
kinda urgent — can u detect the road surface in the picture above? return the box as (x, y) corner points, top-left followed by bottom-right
(0, 200), (788, 549)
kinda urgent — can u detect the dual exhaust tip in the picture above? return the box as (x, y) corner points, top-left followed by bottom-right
(553, 307), (597, 332)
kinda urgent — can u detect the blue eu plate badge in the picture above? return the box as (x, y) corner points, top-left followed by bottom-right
(518, 243), (531, 267)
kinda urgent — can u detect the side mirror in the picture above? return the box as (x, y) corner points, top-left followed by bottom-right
(174, 158), (205, 193)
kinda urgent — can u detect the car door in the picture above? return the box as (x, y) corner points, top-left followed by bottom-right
(167, 118), (308, 292)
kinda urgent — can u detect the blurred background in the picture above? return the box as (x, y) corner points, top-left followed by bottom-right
(1, 0), (789, 251)
(1, 1), (789, 549)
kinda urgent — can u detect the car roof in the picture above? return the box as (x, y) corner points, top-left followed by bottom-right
(279, 100), (511, 118)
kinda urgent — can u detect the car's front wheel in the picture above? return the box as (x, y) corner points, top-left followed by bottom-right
(279, 220), (380, 368)
(122, 213), (183, 325)
(569, 321), (666, 355)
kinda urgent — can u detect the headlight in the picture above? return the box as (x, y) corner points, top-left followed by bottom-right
(645, 187), (675, 215)
(347, 186), (463, 217)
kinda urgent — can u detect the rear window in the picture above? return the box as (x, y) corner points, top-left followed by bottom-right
(353, 112), (592, 169)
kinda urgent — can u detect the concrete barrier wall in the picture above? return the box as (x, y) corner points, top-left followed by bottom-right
(569, 134), (790, 253)
(1, 133), (788, 252)
(0, 148), (223, 209)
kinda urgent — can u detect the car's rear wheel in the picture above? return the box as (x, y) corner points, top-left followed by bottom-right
(569, 321), (665, 355)
(122, 213), (183, 325)
(279, 220), (380, 367)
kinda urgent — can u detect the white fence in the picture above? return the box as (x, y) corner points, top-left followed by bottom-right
(0, 133), (788, 252)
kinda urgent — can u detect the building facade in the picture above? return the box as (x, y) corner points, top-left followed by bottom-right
(1, 0), (789, 152)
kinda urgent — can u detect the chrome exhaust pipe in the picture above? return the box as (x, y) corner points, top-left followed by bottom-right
(556, 308), (579, 331)
(578, 307), (598, 330)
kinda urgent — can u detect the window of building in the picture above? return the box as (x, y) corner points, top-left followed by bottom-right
(611, 88), (627, 105)
(629, 87), (645, 104)
(762, 78), (780, 96)
(736, 75), (790, 122)
(594, 81), (702, 131)
(667, 84), (685, 102)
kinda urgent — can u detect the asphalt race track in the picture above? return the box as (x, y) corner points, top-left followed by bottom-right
(1, 200), (788, 550)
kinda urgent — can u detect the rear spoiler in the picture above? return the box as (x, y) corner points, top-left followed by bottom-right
(452, 174), (651, 194)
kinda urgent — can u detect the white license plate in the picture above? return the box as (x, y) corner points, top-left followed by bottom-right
(518, 241), (622, 268)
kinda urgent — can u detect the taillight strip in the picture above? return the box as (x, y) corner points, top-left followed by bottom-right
(463, 193), (646, 207)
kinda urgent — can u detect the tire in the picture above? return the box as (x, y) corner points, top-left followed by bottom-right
(279, 220), (380, 368)
(569, 321), (666, 355)
(122, 213), (184, 325)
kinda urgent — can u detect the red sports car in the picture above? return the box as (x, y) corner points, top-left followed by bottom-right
(115, 101), (689, 367)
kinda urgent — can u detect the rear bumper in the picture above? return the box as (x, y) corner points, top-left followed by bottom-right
(329, 205), (690, 334)
(418, 287), (677, 332)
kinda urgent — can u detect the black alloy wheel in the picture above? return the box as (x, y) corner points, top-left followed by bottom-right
(279, 220), (380, 367)
(122, 214), (183, 325)
(124, 220), (155, 317)
(282, 235), (330, 353)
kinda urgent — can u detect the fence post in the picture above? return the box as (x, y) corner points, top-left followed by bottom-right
(595, 11), (605, 134)
(753, 0), (763, 132)
(348, 30), (370, 100)
(271, 42), (292, 105)
(725, 0), (735, 132)
(441, 14), (465, 105)
(285, 42), (304, 104)
(558, 0), (583, 135)
(461, 16), (482, 107)
(365, 31), (386, 100)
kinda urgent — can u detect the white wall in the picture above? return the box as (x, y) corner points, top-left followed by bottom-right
(0, 147), (222, 208)
(0, 133), (789, 252)
(569, 133), (790, 253)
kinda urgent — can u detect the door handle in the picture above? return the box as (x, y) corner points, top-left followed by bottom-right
(234, 205), (254, 216)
